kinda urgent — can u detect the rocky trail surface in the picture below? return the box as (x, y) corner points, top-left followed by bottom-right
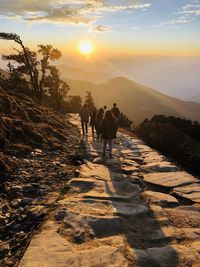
(0, 87), (80, 267)
(18, 114), (200, 267)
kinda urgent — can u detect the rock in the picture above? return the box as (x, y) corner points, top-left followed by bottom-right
(11, 198), (22, 208)
(150, 226), (175, 241)
(79, 246), (128, 267)
(13, 223), (21, 230)
(146, 244), (200, 267)
(55, 209), (68, 221)
(143, 191), (179, 207)
(143, 172), (198, 188)
(142, 161), (178, 173)
(143, 151), (165, 164)
(19, 225), (128, 267)
(79, 162), (111, 181)
(67, 178), (141, 201)
(0, 243), (10, 259)
(175, 228), (200, 241)
(86, 215), (123, 237)
(27, 205), (45, 220)
(164, 207), (200, 228)
(21, 198), (33, 206)
(121, 159), (139, 167)
(1, 202), (10, 213)
(112, 202), (149, 217)
(2, 258), (13, 266)
(0, 215), (6, 225)
(122, 165), (140, 175)
(15, 207), (24, 216)
(74, 169), (80, 177)
(172, 183), (200, 203)
(18, 214), (27, 222)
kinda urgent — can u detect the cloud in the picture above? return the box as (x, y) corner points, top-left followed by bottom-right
(150, 1), (200, 28)
(0, 0), (151, 25)
(90, 24), (111, 32)
(176, 3), (200, 16)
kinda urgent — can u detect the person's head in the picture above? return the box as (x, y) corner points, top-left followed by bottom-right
(104, 105), (107, 110)
(104, 110), (114, 121)
(84, 104), (87, 108)
(99, 108), (104, 114)
(113, 103), (117, 108)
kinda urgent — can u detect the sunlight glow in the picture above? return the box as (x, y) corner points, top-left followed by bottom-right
(79, 40), (94, 56)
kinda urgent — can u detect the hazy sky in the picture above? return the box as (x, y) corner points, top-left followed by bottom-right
(0, 0), (200, 57)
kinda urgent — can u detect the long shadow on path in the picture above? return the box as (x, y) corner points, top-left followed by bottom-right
(80, 130), (181, 267)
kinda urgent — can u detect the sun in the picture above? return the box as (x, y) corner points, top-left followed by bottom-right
(79, 40), (94, 56)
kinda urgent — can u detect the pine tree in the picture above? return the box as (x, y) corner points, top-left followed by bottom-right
(85, 91), (95, 113)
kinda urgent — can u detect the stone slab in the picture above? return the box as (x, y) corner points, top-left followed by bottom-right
(172, 183), (200, 203)
(19, 222), (128, 267)
(59, 198), (148, 217)
(143, 172), (198, 188)
(143, 191), (179, 207)
(79, 163), (111, 181)
(68, 178), (142, 201)
(146, 244), (200, 267)
(142, 161), (178, 173)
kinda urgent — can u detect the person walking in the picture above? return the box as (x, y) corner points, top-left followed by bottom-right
(90, 109), (97, 137)
(79, 104), (89, 136)
(96, 108), (104, 141)
(101, 110), (117, 158)
(111, 103), (120, 120)
(103, 105), (107, 118)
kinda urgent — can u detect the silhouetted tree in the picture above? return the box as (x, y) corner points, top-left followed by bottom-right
(44, 66), (70, 110)
(0, 32), (63, 102)
(0, 32), (39, 93)
(67, 95), (82, 113)
(85, 91), (95, 113)
(38, 45), (62, 97)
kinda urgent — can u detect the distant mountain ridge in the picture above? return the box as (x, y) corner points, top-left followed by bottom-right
(55, 56), (200, 100)
(66, 76), (200, 124)
(57, 64), (113, 83)
(189, 93), (200, 103)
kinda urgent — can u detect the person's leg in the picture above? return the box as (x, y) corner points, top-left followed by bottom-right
(108, 139), (114, 158)
(103, 139), (108, 156)
(81, 120), (85, 135)
(85, 122), (88, 134)
(92, 124), (94, 136)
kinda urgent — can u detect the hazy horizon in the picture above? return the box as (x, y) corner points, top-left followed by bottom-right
(0, 0), (200, 101)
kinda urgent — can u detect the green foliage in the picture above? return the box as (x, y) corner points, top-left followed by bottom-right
(136, 114), (200, 176)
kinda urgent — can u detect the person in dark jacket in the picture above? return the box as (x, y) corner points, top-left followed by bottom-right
(111, 103), (120, 120)
(79, 104), (89, 135)
(96, 108), (104, 141)
(101, 110), (117, 158)
(90, 109), (97, 137)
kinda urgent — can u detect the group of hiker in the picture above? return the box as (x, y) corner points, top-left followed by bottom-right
(79, 103), (120, 158)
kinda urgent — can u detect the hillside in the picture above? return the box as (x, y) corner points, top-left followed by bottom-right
(57, 64), (113, 83)
(66, 77), (200, 124)
(57, 57), (200, 100)
(189, 93), (200, 103)
(0, 87), (78, 177)
(0, 87), (80, 267)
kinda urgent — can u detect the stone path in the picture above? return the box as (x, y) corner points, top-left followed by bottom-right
(18, 114), (200, 267)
